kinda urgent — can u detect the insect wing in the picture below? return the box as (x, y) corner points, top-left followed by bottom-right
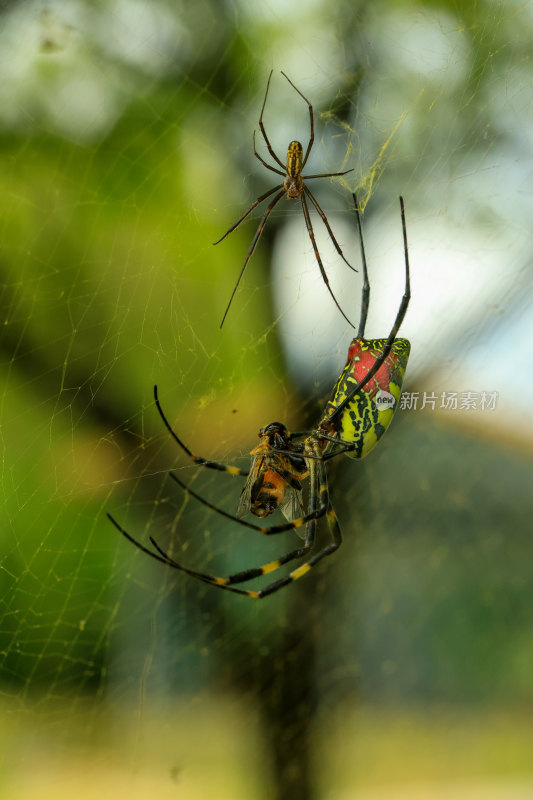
(236, 457), (263, 518)
(278, 485), (303, 521)
(279, 486), (306, 539)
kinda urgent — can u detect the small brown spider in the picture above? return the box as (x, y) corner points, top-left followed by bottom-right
(215, 70), (355, 328)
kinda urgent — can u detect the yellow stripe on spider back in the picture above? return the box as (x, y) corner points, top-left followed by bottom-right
(286, 140), (303, 177)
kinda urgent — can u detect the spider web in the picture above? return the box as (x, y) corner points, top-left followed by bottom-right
(1, 1), (533, 798)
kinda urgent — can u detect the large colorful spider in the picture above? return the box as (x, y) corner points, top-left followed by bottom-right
(215, 70), (355, 328)
(108, 195), (411, 599)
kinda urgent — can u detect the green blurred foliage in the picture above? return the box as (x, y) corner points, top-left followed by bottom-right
(0, 0), (531, 720)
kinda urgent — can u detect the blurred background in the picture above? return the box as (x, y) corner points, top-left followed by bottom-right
(1, 1), (532, 798)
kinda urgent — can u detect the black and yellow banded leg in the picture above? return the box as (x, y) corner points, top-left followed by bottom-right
(248, 458), (339, 597)
(154, 386), (249, 477)
(109, 511), (313, 599)
(150, 523), (315, 588)
(108, 462), (336, 599)
(107, 513), (266, 598)
(111, 512), (336, 600)
(183, 455), (324, 588)
(256, 504), (342, 598)
(150, 458), (322, 596)
(169, 471), (328, 535)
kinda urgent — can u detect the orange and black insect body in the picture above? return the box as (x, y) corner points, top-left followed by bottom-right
(240, 422), (307, 520)
(248, 469), (294, 518)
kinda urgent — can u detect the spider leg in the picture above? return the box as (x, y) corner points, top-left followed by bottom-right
(157, 455), (328, 597)
(108, 512), (261, 597)
(150, 521), (315, 587)
(304, 185), (356, 272)
(251, 459), (342, 598)
(148, 534), (314, 598)
(220, 189), (285, 328)
(110, 459), (336, 599)
(257, 505), (341, 598)
(300, 192), (355, 329)
(259, 70), (286, 171)
(303, 169), (354, 180)
(353, 194), (370, 338)
(169, 470), (327, 534)
(280, 71), (314, 168)
(327, 196), (411, 424)
(253, 130), (285, 176)
(313, 434), (357, 459)
(213, 184), (282, 245)
(320, 445), (355, 461)
(109, 471), (320, 598)
(154, 386), (248, 477)
(268, 443), (352, 461)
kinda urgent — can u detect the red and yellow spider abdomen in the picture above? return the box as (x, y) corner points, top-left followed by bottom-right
(321, 337), (410, 459)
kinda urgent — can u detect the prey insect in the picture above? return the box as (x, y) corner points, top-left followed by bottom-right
(215, 70), (355, 328)
(108, 195), (411, 599)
